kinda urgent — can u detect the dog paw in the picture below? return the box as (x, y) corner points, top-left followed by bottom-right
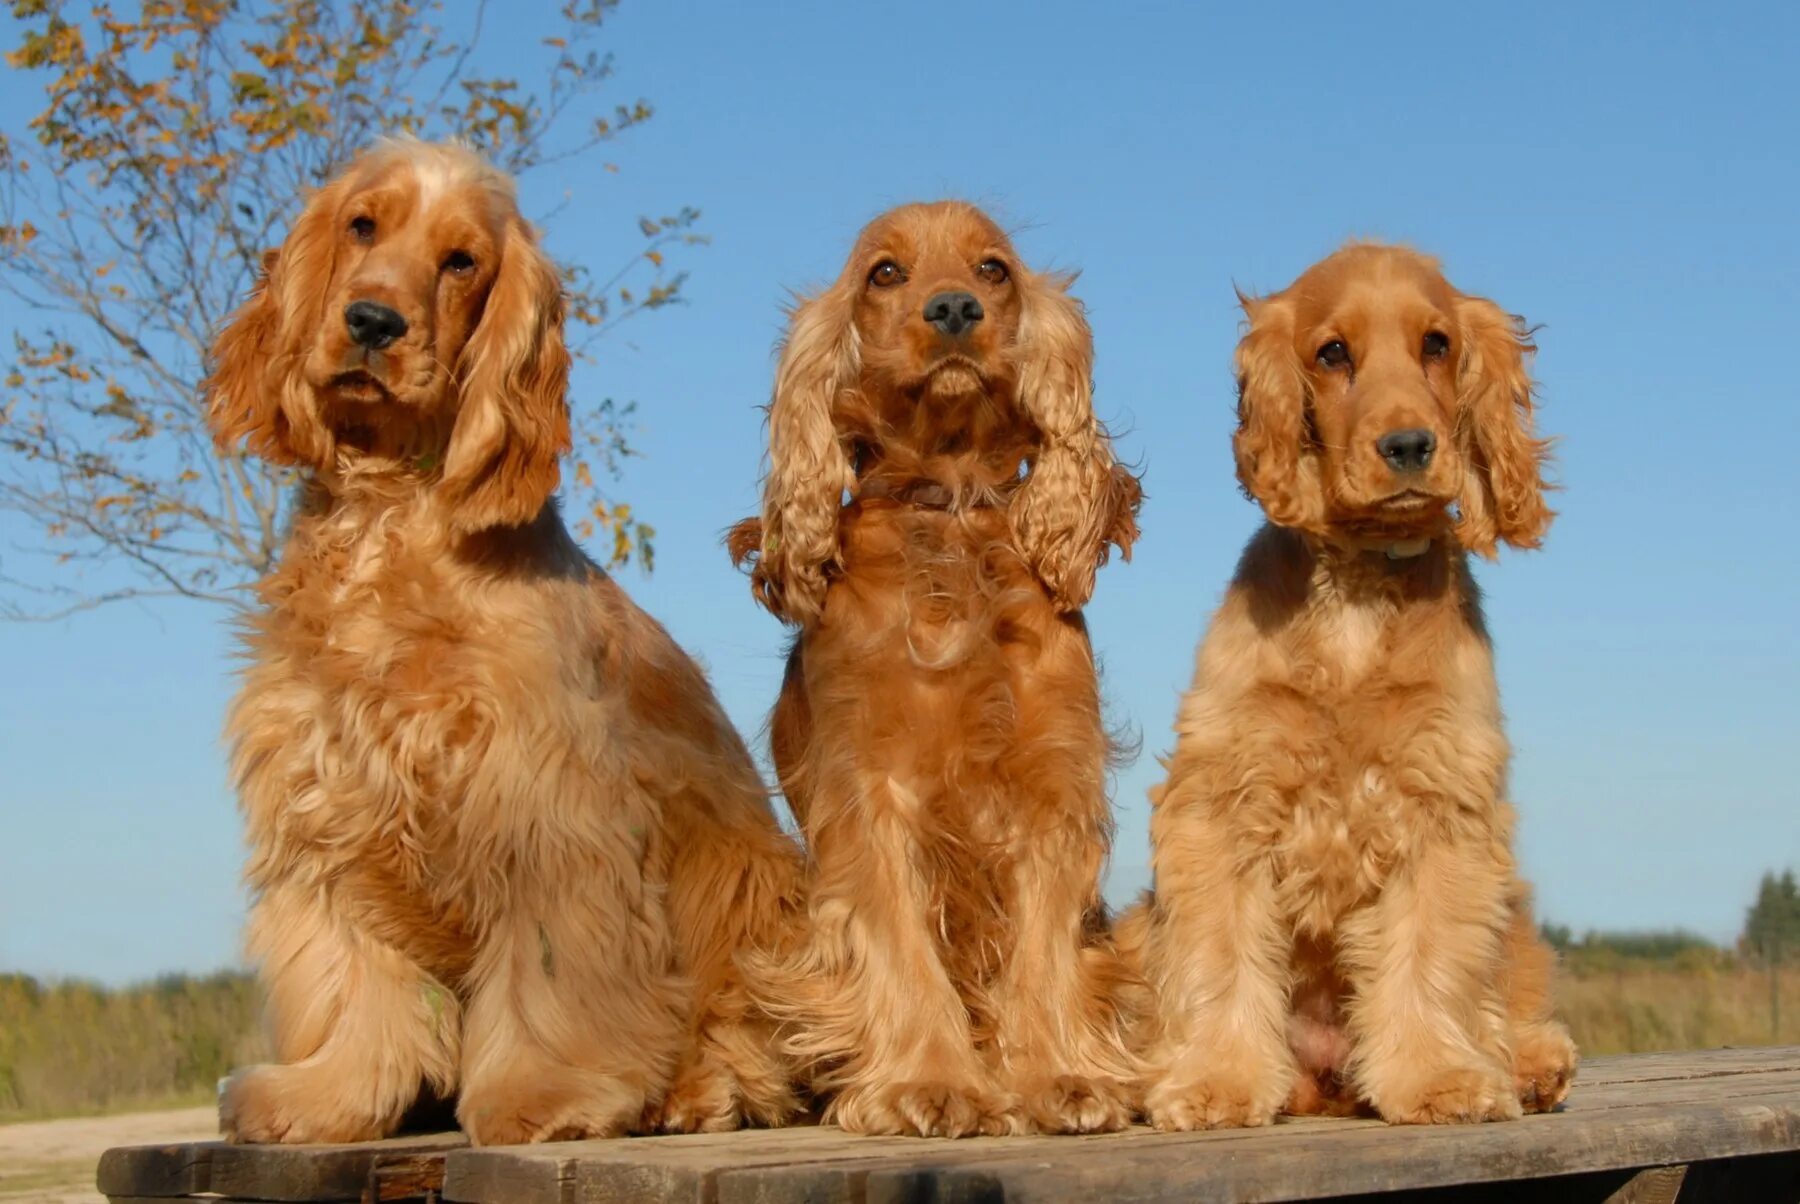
(641, 1060), (742, 1134)
(459, 1071), (643, 1145)
(1145, 1070), (1280, 1131)
(834, 1080), (1022, 1138)
(1376, 1063), (1522, 1125)
(219, 1065), (394, 1145)
(1513, 1023), (1578, 1113)
(1020, 1074), (1133, 1134)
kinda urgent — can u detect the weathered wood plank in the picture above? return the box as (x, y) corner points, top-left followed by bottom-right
(548, 1059), (1800, 1203)
(211, 1134), (464, 1203)
(442, 1060), (1800, 1204)
(856, 1099), (1800, 1203)
(101, 1132), (463, 1202)
(99, 1049), (1800, 1204)
(1575, 1045), (1800, 1087)
(95, 1143), (213, 1197)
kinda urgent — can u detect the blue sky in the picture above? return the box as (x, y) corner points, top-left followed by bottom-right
(2, 1), (1796, 982)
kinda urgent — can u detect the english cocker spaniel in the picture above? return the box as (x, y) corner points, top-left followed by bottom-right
(1125, 243), (1577, 1129)
(205, 139), (803, 1145)
(730, 201), (1144, 1137)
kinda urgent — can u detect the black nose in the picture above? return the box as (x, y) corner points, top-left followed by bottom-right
(1377, 428), (1437, 473)
(344, 300), (407, 350)
(922, 291), (984, 337)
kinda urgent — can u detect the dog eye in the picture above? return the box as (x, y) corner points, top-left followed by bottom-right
(868, 261), (904, 288)
(1316, 340), (1351, 369)
(442, 250), (476, 275)
(977, 258), (1010, 284)
(1422, 331), (1450, 360)
(348, 216), (376, 244)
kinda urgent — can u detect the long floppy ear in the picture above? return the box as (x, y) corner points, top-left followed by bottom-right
(441, 217), (572, 531)
(1008, 269), (1135, 612)
(1231, 291), (1324, 532)
(1452, 294), (1554, 556)
(204, 178), (348, 466)
(747, 283), (858, 624)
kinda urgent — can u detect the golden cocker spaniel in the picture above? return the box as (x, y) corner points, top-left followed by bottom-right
(1125, 244), (1577, 1129)
(730, 202), (1144, 1137)
(204, 139), (803, 1145)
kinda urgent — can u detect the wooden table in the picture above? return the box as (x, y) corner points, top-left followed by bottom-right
(96, 1046), (1800, 1203)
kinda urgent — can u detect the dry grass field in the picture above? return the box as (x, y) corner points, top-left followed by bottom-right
(1560, 963), (1798, 1055)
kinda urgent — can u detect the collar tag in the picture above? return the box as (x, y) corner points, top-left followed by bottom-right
(1384, 537), (1432, 560)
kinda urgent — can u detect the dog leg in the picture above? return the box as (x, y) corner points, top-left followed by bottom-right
(455, 830), (688, 1145)
(221, 880), (459, 1144)
(1500, 886), (1578, 1112)
(1140, 827), (1297, 1130)
(1140, 746), (1299, 1131)
(991, 824), (1137, 1134)
(788, 774), (1019, 1138)
(646, 813), (807, 1134)
(1340, 836), (1521, 1125)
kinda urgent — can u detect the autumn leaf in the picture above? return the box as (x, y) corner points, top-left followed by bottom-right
(0, 0), (693, 619)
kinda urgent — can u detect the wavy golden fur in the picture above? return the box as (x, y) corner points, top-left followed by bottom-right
(730, 201), (1143, 1137)
(205, 140), (802, 1145)
(1124, 244), (1576, 1129)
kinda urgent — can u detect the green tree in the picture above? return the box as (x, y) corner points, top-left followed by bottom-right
(1744, 869), (1800, 964)
(1742, 868), (1800, 1042)
(0, 0), (691, 619)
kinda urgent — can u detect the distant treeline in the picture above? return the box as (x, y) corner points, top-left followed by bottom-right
(1542, 925), (1729, 972)
(0, 971), (265, 1122)
(1545, 868), (1800, 976)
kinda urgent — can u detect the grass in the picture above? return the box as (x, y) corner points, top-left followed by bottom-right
(1560, 963), (1799, 1056)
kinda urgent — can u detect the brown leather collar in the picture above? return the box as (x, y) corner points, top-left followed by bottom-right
(856, 477), (1002, 511)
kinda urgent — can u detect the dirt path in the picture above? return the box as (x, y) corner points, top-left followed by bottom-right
(0, 1106), (218, 1204)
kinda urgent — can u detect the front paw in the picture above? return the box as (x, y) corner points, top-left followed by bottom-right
(641, 1068), (739, 1135)
(1145, 1068), (1282, 1131)
(833, 1080), (1022, 1138)
(1512, 1023), (1578, 1113)
(1019, 1074), (1132, 1134)
(219, 1064), (395, 1145)
(1376, 1062), (1522, 1125)
(459, 1069), (644, 1145)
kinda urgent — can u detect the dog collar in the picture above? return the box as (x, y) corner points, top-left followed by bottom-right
(1383, 537), (1433, 560)
(856, 477), (1002, 511)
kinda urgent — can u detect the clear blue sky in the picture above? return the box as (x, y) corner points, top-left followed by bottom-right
(2, 2), (1796, 982)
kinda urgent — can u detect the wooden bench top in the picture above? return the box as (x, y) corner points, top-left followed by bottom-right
(96, 1046), (1800, 1203)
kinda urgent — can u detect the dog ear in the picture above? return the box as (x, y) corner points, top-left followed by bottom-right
(745, 282), (858, 624)
(205, 178), (349, 467)
(1008, 269), (1137, 611)
(1452, 295), (1554, 556)
(440, 217), (572, 532)
(1231, 291), (1324, 532)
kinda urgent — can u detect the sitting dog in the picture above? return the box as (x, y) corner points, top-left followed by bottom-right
(205, 139), (802, 1144)
(1126, 244), (1577, 1128)
(730, 201), (1143, 1136)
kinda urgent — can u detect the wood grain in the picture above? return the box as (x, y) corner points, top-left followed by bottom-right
(97, 1047), (1800, 1204)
